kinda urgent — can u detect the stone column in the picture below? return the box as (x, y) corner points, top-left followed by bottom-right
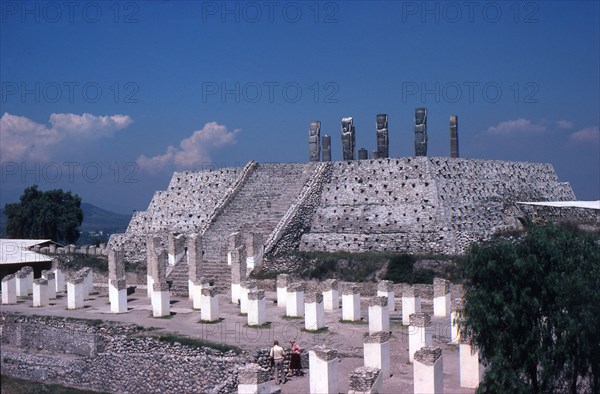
(413, 347), (443, 394)
(187, 233), (205, 300)
(364, 331), (391, 379)
(192, 277), (211, 310)
(227, 232), (242, 266)
(21, 266), (33, 293)
(41, 270), (56, 299)
(246, 232), (264, 271)
(322, 279), (339, 311)
(309, 346), (339, 394)
(167, 232), (186, 266)
(450, 115), (459, 158)
(368, 296), (389, 334)
(433, 278), (451, 317)
(67, 275), (85, 309)
(230, 244), (247, 304)
(276, 274), (290, 308)
(305, 292), (325, 331)
(377, 280), (395, 313)
(238, 363), (272, 394)
(82, 267), (94, 299)
(322, 135), (332, 162)
(33, 278), (49, 307)
(342, 283), (361, 321)
(402, 285), (421, 325)
(2, 274), (17, 304)
(240, 279), (257, 314)
(54, 268), (65, 293)
(108, 248), (127, 313)
(247, 289), (266, 326)
(152, 282), (170, 317)
(145, 236), (158, 298)
(408, 313), (432, 362)
(286, 282), (305, 318)
(451, 298), (463, 344)
(200, 286), (219, 322)
(358, 148), (368, 160)
(15, 269), (29, 297)
(459, 342), (485, 389)
(348, 366), (382, 394)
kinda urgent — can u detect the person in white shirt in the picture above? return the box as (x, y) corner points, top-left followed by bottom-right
(269, 340), (286, 385)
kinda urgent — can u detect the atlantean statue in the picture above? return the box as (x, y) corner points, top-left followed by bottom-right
(450, 115), (459, 158)
(309, 120), (321, 162)
(341, 117), (356, 161)
(376, 114), (389, 158)
(322, 135), (332, 162)
(414, 108), (428, 156)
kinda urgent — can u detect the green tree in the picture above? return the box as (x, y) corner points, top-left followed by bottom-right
(4, 185), (84, 244)
(460, 224), (600, 394)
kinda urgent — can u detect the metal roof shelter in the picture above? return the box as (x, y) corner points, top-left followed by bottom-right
(0, 239), (56, 280)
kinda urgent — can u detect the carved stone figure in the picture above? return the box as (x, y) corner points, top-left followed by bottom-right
(450, 115), (459, 158)
(358, 148), (368, 160)
(414, 108), (428, 156)
(322, 135), (332, 162)
(341, 117), (355, 161)
(309, 120), (321, 162)
(376, 114), (389, 158)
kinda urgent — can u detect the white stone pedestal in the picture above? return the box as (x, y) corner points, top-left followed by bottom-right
(309, 346), (339, 394)
(305, 292), (325, 331)
(402, 285), (421, 325)
(109, 279), (128, 313)
(408, 313), (432, 362)
(33, 278), (49, 307)
(152, 283), (170, 317)
(67, 280), (85, 309)
(364, 331), (391, 379)
(16, 271), (29, 297)
(377, 280), (395, 313)
(433, 278), (451, 317)
(322, 279), (339, 311)
(276, 274), (290, 308)
(201, 286), (219, 322)
(413, 347), (443, 394)
(147, 274), (154, 298)
(42, 271), (56, 299)
(368, 296), (389, 334)
(240, 280), (257, 314)
(54, 268), (65, 293)
(231, 283), (241, 304)
(191, 278), (211, 310)
(460, 343), (485, 389)
(2, 274), (17, 304)
(247, 289), (266, 326)
(342, 284), (361, 321)
(286, 283), (305, 318)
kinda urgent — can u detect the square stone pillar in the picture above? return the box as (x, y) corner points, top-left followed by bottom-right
(227, 232), (242, 266)
(451, 298), (463, 344)
(413, 347), (443, 394)
(151, 282), (170, 317)
(348, 366), (382, 394)
(459, 342), (485, 389)
(433, 278), (451, 317)
(41, 270), (56, 299)
(240, 279), (257, 314)
(200, 286), (219, 322)
(247, 289), (266, 326)
(237, 363), (271, 394)
(15, 269), (29, 297)
(21, 266), (33, 294)
(49, 243), (57, 253)
(276, 274), (291, 308)
(377, 280), (395, 313)
(54, 268), (65, 293)
(2, 274), (17, 304)
(168, 232), (186, 266)
(78, 267), (93, 299)
(364, 331), (391, 379)
(187, 233), (205, 300)
(342, 284), (361, 321)
(33, 278), (49, 307)
(402, 285), (421, 325)
(145, 236), (161, 298)
(305, 292), (325, 331)
(67, 276), (85, 310)
(408, 313), (433, 362)
(230, 244), (247, 304)
(109, 279), (128, 313)
(192, 277), (211, 310)
(368, 296), (389, 334)
(309, 346), (339, 394)
(286, 282), (305, 318)
(322, 279), (339, 311)
(245, 232), (264, 271)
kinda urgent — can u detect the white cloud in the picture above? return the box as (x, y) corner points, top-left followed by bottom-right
(556, 120), (573, 129)
(487, 118), (546, 134)
(0, 112), (133, 163)
(136, 122), (239, 172)
(570, 126), (599, 144)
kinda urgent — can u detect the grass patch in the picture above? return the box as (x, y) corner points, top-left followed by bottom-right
(301, 326), (329, 333)
(238, 313), (248, 317)
(151, 312), (176, 319)
(197, 317), (225, 324)
(339, 318), (367, 325)
(155, 332), (241, 353)
(244, 322), (272, 328)
(281, 315), (303, 320)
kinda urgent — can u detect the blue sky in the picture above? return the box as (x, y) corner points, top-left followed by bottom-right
(1, 0), (599, 213)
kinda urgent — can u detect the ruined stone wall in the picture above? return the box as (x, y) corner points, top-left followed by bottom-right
(0, 313), (249, 393)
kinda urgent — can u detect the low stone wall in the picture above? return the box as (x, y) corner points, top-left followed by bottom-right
(0, 313), (251, 393)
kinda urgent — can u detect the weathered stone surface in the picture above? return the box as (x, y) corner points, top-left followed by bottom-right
(452, 297), (464, 312)
(402, 284), (419, 298)
(349, 366), (381, 391)
(287, 282), (304, 293)
(450, 115), (459, 158)
(414, 346), (442, 365)
(312, 345), (337, 361)
(276, 274), (291, 288)
(305, 292), (323, 304)
(377, 280), (393, 292)
(368, 296), (388, 307)
(238, 363), (270, 385)
(414, 107), (428, 156)
(376, 114), (389, 159)
(409, 312), (431, 327)
(342, 283), (360, 295)
(341, 117), (355, 161)
(322, 135), (332, 162)
(309, 120), (321, 162)
(201, 286), (218, 297)
(248, 289), (265, 300)
(364, 331), (391, 344)
(433, 278), (450, 297)
(322, 279), (338, 291)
